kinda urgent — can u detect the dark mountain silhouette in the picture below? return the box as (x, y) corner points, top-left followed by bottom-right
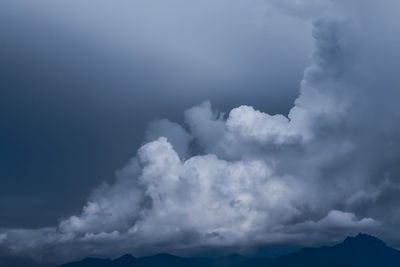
(243, 233), (400, 267)
(56, 233), (400, 267)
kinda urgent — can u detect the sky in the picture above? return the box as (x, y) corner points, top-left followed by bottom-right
(0, 0), (312, 229)
(1, 0), (400, 265)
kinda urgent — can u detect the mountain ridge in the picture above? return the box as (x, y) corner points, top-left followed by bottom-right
(59, 233), (400, 267)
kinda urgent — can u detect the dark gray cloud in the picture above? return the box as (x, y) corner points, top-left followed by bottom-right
(2, 0), (400, 265)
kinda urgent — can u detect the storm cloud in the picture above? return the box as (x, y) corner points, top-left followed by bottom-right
(1, 0), (400, 264)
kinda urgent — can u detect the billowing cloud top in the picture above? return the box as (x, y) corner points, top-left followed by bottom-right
(2, 0), (400, 264)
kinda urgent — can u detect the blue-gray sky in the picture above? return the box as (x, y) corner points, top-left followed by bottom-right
(0, 0), (312, 228)
(2, 0), (400, 265)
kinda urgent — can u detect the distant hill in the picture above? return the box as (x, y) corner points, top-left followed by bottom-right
(60, 233), (400, 267)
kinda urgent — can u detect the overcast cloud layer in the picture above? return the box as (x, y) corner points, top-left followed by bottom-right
(1, 0), (400, 264)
